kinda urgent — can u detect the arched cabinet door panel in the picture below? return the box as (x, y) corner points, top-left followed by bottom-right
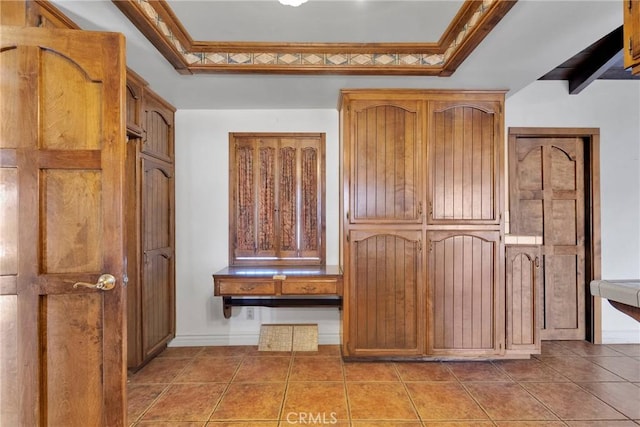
(345, 230), (424, 357)
(427, 230), (504, 356)
(346, 99), (424, 224)
(427, 101), (502, 225)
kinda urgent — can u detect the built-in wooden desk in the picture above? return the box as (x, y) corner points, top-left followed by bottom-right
(213, 265), (343, 318)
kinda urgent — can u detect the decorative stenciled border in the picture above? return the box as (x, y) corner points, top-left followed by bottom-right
(114, 0), (517, 75)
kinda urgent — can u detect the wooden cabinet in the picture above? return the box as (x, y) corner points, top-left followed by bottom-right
(340, 90), (506, 359)
(126, 72), (176, 371)
(346, 230), (424, 357)
(505, 245), (541, 355)
(624, 0), (640, 75)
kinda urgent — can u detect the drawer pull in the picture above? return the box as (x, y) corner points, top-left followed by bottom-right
(240, 285), (256, 292)
(301, 285), (317, 292)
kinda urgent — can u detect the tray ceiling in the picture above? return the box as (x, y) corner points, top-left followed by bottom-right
(113, 0), (517, 75)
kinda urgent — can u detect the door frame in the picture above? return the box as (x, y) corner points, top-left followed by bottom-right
(507, 127), (601, 343)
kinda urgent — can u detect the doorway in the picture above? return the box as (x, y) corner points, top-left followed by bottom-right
(508, 127), (601, 343)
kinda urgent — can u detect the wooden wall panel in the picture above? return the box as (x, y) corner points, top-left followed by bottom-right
(43, 294), (104, 426)
(429, 103), (499, 224)
(349, 231), (422, 355)
(429, 232), (499, 353)
(351, 102), (421, 223)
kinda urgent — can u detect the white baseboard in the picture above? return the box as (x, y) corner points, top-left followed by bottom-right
(169, 332), (341, 347)
(602, 330), (640, 344)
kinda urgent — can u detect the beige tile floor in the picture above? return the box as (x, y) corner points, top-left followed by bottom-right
(127, 341), (640, 426)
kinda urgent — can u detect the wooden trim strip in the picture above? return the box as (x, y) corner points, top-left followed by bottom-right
(111, 0), (517, 75)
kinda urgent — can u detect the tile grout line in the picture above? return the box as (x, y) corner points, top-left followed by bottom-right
(276, 351), (296, 424)
(393, 361), (429, 425)
(204, 348), (251, 424)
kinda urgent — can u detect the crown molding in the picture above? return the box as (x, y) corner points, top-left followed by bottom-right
(113, 0), (517, 75)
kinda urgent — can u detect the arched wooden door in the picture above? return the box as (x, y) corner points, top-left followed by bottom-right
(0, 26), (127, 426)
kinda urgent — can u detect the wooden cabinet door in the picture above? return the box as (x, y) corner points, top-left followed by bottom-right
(510, 137), (586, 340)
(427, 101), (501, 225)
(142, 93), (174, 162)
(0, 27), (126, 426)
(505, 246), (541, 354)
(347, 100), (423, 224)
(345, 230), (424, 356)
(427, 231), (503, 356)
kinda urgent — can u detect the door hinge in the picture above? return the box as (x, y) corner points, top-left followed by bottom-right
(418, 240), (422, 252)
(418, 202), (423, 217)
(429, 201), (433, 216)
(346, 233), (350, 242)
(346, 211), (349, 220)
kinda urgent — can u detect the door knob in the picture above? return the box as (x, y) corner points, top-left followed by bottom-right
(73, 274), (116, 291)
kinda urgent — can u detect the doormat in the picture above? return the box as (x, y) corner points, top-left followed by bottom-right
(258, 324), (318, 352)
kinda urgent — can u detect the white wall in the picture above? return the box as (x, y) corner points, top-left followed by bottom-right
(505, 80), (640, 343)
(173, 80), (640, 347)
(173, 110), (342, 346)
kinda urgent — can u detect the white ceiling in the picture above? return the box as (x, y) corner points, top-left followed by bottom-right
(50, 0), (622, 110)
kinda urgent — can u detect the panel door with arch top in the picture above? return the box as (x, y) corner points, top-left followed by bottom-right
(510, 137), (586, 341)
(0, 26), (126, 426)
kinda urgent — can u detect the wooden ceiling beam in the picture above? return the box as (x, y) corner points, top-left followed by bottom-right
(569, 26), (623, 94)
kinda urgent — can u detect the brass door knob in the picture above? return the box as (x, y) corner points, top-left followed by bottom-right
(73, 274), (116, 291)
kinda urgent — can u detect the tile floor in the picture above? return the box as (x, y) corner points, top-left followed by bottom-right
(127, 341), (640, 426)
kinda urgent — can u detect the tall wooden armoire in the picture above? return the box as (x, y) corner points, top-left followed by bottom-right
(339, 89), (510, 359)
(125, 71), (176, 371)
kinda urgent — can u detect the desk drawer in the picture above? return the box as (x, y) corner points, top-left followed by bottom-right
(217, 280), (276, 295)
(282, 280), (337, 295)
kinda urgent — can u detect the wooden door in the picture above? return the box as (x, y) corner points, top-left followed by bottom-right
(0, 27), (126, 426)
(427, 231), (503, 356)
(347, 100), (423, 224)
(510, 137), (586, 340)
(346, 230), (424, 356)
(427, 100), (502, 225)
